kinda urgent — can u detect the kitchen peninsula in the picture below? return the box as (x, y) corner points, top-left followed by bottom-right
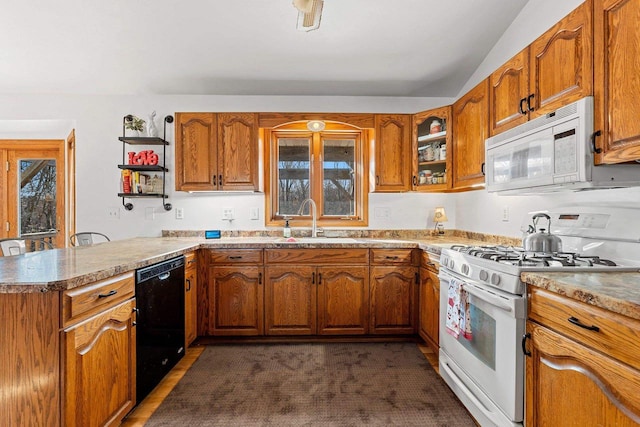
(2, 235), (639, 426)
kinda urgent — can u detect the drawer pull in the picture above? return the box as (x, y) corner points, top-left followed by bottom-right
(187, 259), (196, 265)
(568, 316), (600, 332)
(98, 289), (117, 298)
(386, 256), (399, 260)
(229, 256), (243, 260)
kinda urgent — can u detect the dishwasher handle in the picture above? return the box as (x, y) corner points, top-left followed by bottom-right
(158, 272), (170, 281)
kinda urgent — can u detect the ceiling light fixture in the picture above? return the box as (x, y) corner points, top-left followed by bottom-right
(307, 120), (326, 132)
(293, 0), (324, 32)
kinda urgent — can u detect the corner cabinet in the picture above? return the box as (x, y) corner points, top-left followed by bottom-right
(452, 78), (489, 191)
(118, 114), (173, 211)
(175, 112), (259, 191)
(594, 0), (640, 164)
(413, 106), (451, 191)
(373, 114), (412, 192)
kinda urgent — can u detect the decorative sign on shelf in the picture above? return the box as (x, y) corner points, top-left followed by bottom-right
(128, 150), (159, 166)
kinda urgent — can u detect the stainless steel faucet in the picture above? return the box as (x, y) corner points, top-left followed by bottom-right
(297, 198), (319, 237)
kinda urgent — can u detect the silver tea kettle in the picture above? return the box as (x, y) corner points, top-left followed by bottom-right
(522, 213), (563, 253)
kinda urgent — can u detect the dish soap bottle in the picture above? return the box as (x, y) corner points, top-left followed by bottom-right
(283, 218), (291, 238)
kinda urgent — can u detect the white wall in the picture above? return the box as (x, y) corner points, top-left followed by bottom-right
(0, 94), (455, 240)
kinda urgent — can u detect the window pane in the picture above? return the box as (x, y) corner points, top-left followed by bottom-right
(323, 138), (355, 216)
(19, 159), (57, 236)
(278, 137), (310, 215)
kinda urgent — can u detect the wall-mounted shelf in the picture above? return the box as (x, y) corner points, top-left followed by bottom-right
(118, 115), (174, 211)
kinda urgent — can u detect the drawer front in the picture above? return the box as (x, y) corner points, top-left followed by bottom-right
(528, 287), (640, 371)
(420, 251), (439, 272)
(266, 248), (369, 264)
(185, 251), (197, 269)
(371, 249), (415, 265)
(62, 272), (135, 327)
(209, 249), (263, 264)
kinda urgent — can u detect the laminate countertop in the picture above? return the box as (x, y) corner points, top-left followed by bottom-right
(521, 271), (640, 321)
(2, 236), (638, 322)
(0, 236), (483, 293)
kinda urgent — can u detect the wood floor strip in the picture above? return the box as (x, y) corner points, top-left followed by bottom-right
(121, 346), (206, 426)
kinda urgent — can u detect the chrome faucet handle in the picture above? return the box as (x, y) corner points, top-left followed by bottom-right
(315, 228), (324, 237)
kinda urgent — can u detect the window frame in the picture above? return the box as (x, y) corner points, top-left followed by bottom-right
(264, 122), (369, 228)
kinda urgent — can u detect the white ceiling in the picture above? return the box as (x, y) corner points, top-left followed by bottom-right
(0, 0), (529, 97)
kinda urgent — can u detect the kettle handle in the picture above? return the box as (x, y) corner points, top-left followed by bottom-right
(532, 213), (551, 233)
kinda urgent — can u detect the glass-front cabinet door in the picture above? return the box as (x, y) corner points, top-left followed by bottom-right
(412, 106), (452, 192)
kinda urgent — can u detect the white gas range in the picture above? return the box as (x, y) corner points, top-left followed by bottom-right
(437, 206), (640, 427)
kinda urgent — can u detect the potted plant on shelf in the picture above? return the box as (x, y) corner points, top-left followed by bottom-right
(124, 115), (146, 136)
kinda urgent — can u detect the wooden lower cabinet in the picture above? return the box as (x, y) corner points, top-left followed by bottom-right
(265, 265), (316, 335)
(317, 265), (369, 335)
(63, 298), (136, 427)
(418, 265), (439, 350)
(525, 321), (640, 426)
(208, 265), (264, 336)
(370, 265), (418, 334)
(184, 252), (198, 347)
(264, 264), (370, 335)
(525, 287), (640, 426)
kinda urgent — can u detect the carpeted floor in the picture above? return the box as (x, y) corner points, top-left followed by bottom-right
(146, 342), (476, 426)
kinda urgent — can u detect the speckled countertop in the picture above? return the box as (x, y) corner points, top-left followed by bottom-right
(521, 271), (640, 321)
(2, 233), (638, 321)
(0, 233), (498, 293)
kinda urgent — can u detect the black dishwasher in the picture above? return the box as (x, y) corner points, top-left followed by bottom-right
(135, 255), (185, 403)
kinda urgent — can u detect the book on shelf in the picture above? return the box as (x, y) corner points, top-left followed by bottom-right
(121, 169), (152, 194)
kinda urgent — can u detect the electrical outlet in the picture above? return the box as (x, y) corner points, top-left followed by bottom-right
(176, 207), (184, 220)
(502, 206), (510, 222)
(222, 208), (234, 220)
(250, 207), (259, 220)
(107, 207), (120, 219)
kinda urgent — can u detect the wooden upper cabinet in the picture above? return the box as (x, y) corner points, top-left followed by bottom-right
(594, 0), (640, 164)
(175, 113), (217, 191)
(217, 113), (259, 190)
(528, 0), (593, 118)
(489, 1), (592, 136)
(175, 112), (259, 191)
(412, 105), (452, 192)
(489, 48), (530, 136)
(374, 114), (412, 192)
(452, 79), (489, 190)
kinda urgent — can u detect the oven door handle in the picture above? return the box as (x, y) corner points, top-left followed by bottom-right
(462, 284), (513, 313)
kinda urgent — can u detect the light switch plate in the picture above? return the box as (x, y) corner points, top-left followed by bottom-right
(176, 207), (184, 220)
(250, 207), (259, 220)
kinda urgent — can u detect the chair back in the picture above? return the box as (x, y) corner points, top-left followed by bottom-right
(70, 232), (111, 246)
(0, 239), (27, 256)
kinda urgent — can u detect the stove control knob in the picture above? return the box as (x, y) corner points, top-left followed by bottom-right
(441, 257), (448, 267)
(461, 264), (470, 275)
(491, 273), (501, 286)
(449, 260), (455, 270)
(479, 270), (489, 281)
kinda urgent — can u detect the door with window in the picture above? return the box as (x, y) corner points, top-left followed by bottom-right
(267, 126), (367, 227)
(1, 141), (66, 249)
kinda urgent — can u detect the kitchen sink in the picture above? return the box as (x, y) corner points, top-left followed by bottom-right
(274, 237), (360, 244)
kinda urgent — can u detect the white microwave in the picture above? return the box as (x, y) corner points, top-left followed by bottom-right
(485, 96), (640, 194)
